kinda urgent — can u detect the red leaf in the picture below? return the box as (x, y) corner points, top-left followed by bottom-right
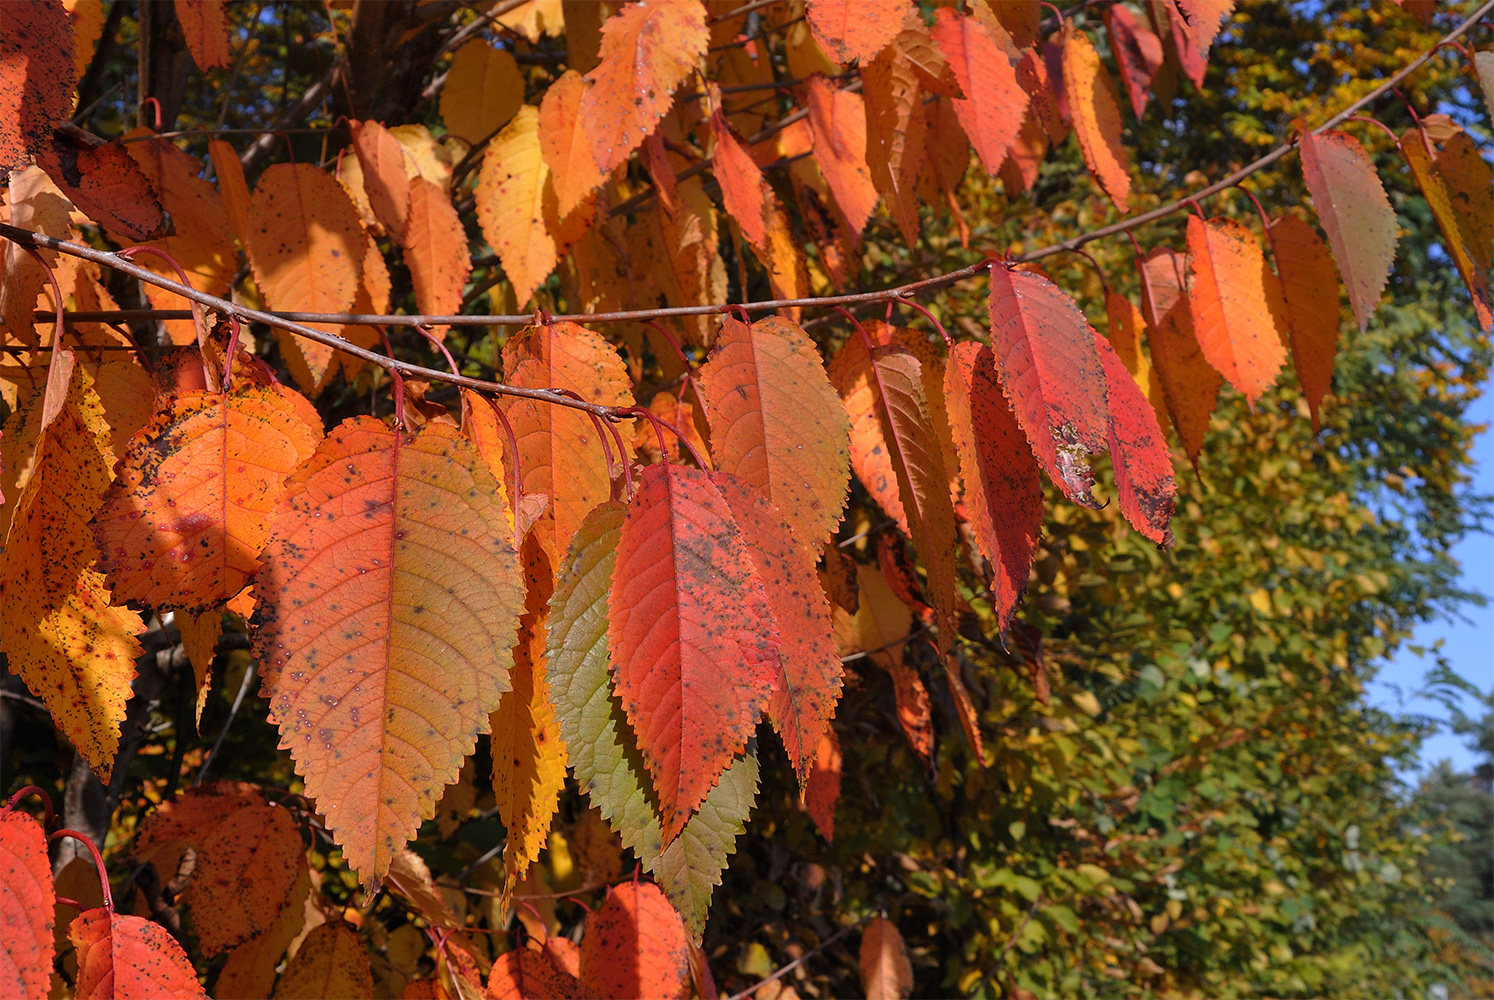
(709, 107), (770, 249)
(985, 266), (1109, 505)
(580, 882), (691, 1000)
(253, 418), (526, 884)
(1140, 247), (1220, 464)
(696, 314), (851, 554)
(943, 341), (1042, 628)
(861, 20), (930, 250)
(488, 946), (582, 1000)
(0, 0), (74, 171)
(607, 463), (779, 841)
(801, 724), (841, 841)
(1184, 214), (1288, 405)
(804, 75), (879, 238)
(1105, 4), (1163, 118)
(71, 908), (208, 1000)
(1298, 129), (1398, 332)
(806, 0), (908, 65)
(1269, 215), (1340, 429)
(37, 136), (168, 242)
(1093, 331), (1176, 545)
(1170, 0), (1233, 88)
(0, 809), (54, 1000)
(711, 472), (842, 785)
(930, 8), (1028, 175)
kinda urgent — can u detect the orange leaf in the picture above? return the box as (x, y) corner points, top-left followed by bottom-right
(270, 922), (371, 1000)
(1140, 247), (1220, 464)
(215, 860), (311, 1000)
(804, 75), (879, 238)
(177, 607), (221, 728)
(0, 1), (74, 170)
(0, 358), (143, 781)
(712, 472), (842, 784)
(1269, 215), (1340, 429)
(930, 9), (1028, 175)
(579, 0), (708, 176)
(539, 69), (605, 220)
(1103, 290), (1170, 434)
(862, 16), (931, 250)
(1063, 26), (1131, 212)
(801, 723), (841, 841)
(1105, 4), (1163, 118)
(37, 136), (168, 242)
(1093, 330), (1176, 545)
(607, 463), (779, 841)
(490, 536), (568, 898)
(134, 783), (305, 956)
(709, 106), (771, 249)
(805, 0), (907, 65)
(1184, 214), (1287, 404)
(696, 314), (850, 554)
(1400, 124), (1493, 331)
(93, 386), (322, 614)
(476, 105), (556, 307)
(439, 38), (524, 145)
(0, 809), (54, 1000)
(1170, 0), (1234, 88)
(579, 882), (691, 1000)
(487, 947), (582, 1000)
(253, 418), (525, 883)
(859, 917), (913, 1000)
(174, 0), (231, 70)
(71, 908), (208, 1000)
(499, 321), (634, 571)
(351, 119), (411, 243)
(986, 266), (1109, 505)
(943, 341), (1041, 628)
(208, 138), (252, 246)
(402, 177), (472, 325)
(1298, 129), (1397, 332)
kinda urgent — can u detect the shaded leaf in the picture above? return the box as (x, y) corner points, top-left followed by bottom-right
(801, 724), (841, 841)
(1298, 128), (1398, 331)
(860, 917), (913, 1000)
(0, 0), (73, 171)
(862, 16), (931, 250)
(930, 8), (1027, 174)
(253, 418), (525, 884)
(1269, 214), (1340, 429)
(538, 70), (605, 220)
(986, 266), (1109, 504)
(351, 119), (411, 243)
(271, 922), (371, 1000)
(1104, 290), (1170, 434)
(402, 177), (472, 325)
(1063, 26), (1131, 212)
(579, 883), (691, 1000)
(1170, 0), (1233, 88)
(93, 386), (322, 614)
(1105, 4), (1163, 118)
(37, 135), (168, 242)
(1184, 214), (1288, 404)
(71, 908), (208, 1000)
(696, 315), (851, 554)
(175, 0), (231, 70)
(440, 39), (524, 145)
(1400, 123), (1493, 331)
(607, 463), (778, 841)
(1140, 247), (1220, 464)
(709, 105), (771, 249)
(487, 947), (581, 1000)
(0, 809), (54, 1000)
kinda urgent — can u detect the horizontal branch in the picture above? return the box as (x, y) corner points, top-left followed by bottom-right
(3, 0), (1486, 402)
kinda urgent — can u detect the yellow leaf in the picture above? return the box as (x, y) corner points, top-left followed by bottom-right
(476, 106), (556, 306)
(440, 39), (524, 144)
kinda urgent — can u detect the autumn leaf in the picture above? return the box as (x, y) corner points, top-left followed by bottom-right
(253, 417), (526, 884)
(579, 0), (708, 176)
(37, 135), (169, 242)
(860, 917), (913, 1000)
(804, 74), (879, 238)
(806, 0), (906, 65)
(1104, 290), (1170, 434)
(487, 947), (582, 1000)
(0, 809), (54, 1000)
(696, 314), (851, 554)
(1140, 247), (1221, 464)
(1092, 330), (1176, 545)
(0, 357), (143, 781)
(175, 0), (231, 70)
(499, 321), (634, 571)
(71, 908), (208, 1000)
(1063, 25), (1131, 213)
(1105, 4), (1164, 118)
(539, 70), (605, 220)
(930, 8), (1028, 175)
(943, 341), (1042, 628)
(489, 536), (568, 899)
(440, 38), (523, 145)
(177, 607), (221, 727)
(580, 882), (692, 1000)
(709, 105), (771, 250)
(986, 265), (1110, 504)
(607, 463), (779, 841)
(351, 119), (412, 243)
(270, 922), (371, 1000)
(0, 1), (73, 170)
(208, 137), (253, 246)
(92, 385), (323, 614)
(862, 16), (931, 250)
(476, 105), (556, 307)
(402, 177), (472, 325)
(214, 859), (311, 1000)
(1400, 123), (1493, 331)
(134, 783), (305, 956)
(1269, 214), (1340, 429)
(1170, 0), (1234, 88)
(1184, 214), (1288, 404)
(547, 501), (760, 938)
(801, 723), (841, 841)
(1297, 128), (1398, 332)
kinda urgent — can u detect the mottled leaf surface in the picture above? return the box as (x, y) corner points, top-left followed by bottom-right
(806, 0), (906, 65)
(1298, 129), (1397, 331)
(579, 883), (691, 1000)
(0, 810), (53, 1000)
(1093, 331), (1176, 545)
(71, 909), (208, 1000)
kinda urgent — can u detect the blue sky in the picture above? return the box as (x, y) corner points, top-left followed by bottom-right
(1368, 387), (1494, 775)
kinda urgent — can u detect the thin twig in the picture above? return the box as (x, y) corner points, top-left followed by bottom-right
(193, 663), (256, 787)
(724, 917), (867, 1000)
